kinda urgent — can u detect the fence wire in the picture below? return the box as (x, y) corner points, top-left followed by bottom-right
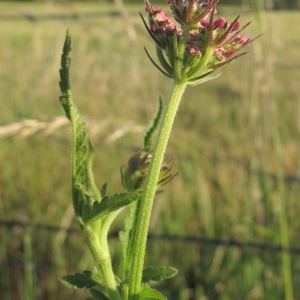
(0, 11), (121, 22)
(1, 219), (300, 256)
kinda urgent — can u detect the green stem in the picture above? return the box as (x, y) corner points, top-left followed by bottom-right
(128, 80), (187, 299)
(83, 225), (121, 300)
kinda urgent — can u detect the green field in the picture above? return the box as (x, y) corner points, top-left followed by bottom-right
(0, 1), (300, 299)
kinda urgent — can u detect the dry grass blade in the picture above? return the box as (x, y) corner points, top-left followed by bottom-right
(0, 117), (144, 143)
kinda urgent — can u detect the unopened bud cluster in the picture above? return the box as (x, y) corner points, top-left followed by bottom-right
(142, 0), (259, 84)
(121, 149), (177, 193)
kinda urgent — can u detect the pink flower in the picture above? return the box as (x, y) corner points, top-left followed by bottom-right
(213, 17), (226, 28)
(142, 0), (260, 82)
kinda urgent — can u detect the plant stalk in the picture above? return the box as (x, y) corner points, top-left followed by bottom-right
(83, 225), (121, 300)
(128, 80), (187, 299)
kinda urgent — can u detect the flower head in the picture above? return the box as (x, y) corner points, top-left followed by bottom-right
(142, 0), (260, 84)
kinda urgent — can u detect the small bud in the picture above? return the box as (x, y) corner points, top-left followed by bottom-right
(121, 148), (177, 193)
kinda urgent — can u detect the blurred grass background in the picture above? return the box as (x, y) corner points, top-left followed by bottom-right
(0, 0), (300, 299)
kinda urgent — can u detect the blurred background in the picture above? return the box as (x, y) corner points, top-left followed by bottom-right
(0, 0), (299, 299)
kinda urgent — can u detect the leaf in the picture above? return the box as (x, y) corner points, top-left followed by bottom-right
(143, 96), (163, 149)
(59, 31), (101, 216)
(82, 192), (138, 225)
(59, 30), (72, 119)
(142, 266), (178, 283)
(90, 288), (110, 300)
(100, 183), (108, 198)
(140, 287), (167, 300)
(60, 271), (97, 289)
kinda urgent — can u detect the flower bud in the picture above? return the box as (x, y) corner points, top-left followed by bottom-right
(121, 149), (177, 192)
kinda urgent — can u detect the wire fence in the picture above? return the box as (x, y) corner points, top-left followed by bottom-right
(1, 219), (300, 256)
(0, 11), (122, 22)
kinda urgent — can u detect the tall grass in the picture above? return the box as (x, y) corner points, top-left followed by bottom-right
(0, 2), (300, 299)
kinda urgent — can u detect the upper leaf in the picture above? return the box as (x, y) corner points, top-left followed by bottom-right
(59, 31), (72, 119)
(58, 31), (101, 216)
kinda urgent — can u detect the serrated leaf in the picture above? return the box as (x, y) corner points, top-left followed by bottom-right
(142, 266), (178, 283)
(59, 31), (72, 119)
(59, 31), (102, 217)
(82, 192), (138, 225)
(90, 288), (109, 300)
(140, 287), (167, 300)
(60, 271), (97, 289)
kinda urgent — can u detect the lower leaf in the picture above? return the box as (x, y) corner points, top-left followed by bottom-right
(60, 271), (97, 289)
(140, 287), (167, 300)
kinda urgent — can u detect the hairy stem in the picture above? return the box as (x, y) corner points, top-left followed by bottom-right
(128, 80), (187, 299)
(83, 225), (121, 300)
